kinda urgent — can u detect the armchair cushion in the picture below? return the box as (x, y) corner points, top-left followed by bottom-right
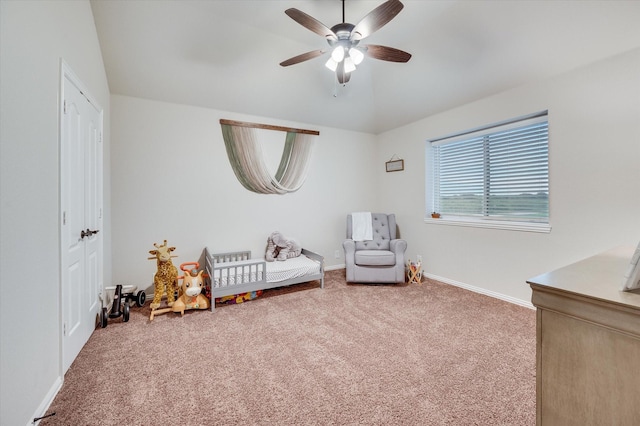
(355, 250), (396, 266)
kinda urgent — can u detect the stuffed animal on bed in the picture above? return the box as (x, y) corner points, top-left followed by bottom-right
(265, 231), (301, 261)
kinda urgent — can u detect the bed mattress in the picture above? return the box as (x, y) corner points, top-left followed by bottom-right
(266, 255), (321, 282)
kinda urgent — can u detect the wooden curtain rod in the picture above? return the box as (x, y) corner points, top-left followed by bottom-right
(220, 119), (320, 136)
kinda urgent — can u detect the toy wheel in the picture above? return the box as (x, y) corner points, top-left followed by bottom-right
(123, 303), (130, 322)
(100, 307), (108, 328)
(135, 290), (146, 307)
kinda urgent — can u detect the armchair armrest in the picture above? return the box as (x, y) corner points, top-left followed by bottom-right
(391, 239), (408, 283)
(342, 239), (356, 282)
(343, 239), (356, 260)
(390, 239), (407, 254)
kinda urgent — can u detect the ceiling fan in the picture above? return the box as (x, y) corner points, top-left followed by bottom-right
(279, 0), (411, 84)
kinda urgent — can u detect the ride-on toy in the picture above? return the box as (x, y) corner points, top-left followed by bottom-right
(99, 284), (146, 328)
(149, 262), (209, 320)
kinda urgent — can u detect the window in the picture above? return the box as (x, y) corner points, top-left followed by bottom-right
(428, 112), (549, 232)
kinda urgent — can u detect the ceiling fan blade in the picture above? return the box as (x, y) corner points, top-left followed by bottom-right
(285, 8), (337, 41)
(351, 0), (404, 41)
(364, 44), (412, 63)
(280, 50), (326, 67)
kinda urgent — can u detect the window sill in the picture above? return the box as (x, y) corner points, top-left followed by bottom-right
(424, 216), (551, 233)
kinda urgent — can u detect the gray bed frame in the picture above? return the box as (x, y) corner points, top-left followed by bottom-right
(204, 247), (324, 311)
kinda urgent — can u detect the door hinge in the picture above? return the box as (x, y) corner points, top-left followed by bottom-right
(63, 322), (66, 336)
(63, 100), (67, 114)
(63, 211), (66, 225)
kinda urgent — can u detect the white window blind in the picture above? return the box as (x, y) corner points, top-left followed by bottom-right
(431, 113), (549, 223)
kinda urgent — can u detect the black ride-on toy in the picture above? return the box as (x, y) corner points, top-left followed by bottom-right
(99, 284), (146, 328)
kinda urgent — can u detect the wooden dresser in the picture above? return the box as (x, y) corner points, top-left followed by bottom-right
(527, 246), (640, 426)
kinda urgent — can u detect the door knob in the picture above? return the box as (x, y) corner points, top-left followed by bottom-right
(80, 229), (99, 238)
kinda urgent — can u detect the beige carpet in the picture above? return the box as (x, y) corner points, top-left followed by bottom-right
(41, 270), (535, 425)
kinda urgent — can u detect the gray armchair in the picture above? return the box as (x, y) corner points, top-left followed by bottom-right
(343, 213), (407, 284)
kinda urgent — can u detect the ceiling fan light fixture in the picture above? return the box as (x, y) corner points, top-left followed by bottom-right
(331, 46), (345, 62)
(344, 57), (356, 73)
(325, 57), (339, 71)
(349, 47), (364, 65)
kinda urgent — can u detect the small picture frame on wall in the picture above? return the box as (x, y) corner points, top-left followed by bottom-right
(385, 159), (404, 172)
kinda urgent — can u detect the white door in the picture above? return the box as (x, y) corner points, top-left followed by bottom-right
(60, 64), (103, 373)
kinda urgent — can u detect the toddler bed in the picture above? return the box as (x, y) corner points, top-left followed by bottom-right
(204, 247), (324, 311)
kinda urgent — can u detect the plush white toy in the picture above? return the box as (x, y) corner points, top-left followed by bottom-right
(265, 231), (302, 261)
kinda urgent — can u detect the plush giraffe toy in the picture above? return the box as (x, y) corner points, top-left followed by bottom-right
(148, 240), (178, 310)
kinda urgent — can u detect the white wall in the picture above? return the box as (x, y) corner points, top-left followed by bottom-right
(0, 1), (110, 425)
(110, 95), (378, 287)
(377, 48), (640, 304)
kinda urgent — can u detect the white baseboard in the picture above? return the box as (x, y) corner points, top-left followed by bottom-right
(424, 272), (535, 310)
(30, 375), (63, 425)
(325, 264), (345, 271)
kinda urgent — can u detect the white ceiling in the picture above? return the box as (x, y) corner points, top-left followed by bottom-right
(90, 0), (640, 134)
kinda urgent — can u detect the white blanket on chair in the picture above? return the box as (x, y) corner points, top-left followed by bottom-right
(351, 212), (373, 241)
